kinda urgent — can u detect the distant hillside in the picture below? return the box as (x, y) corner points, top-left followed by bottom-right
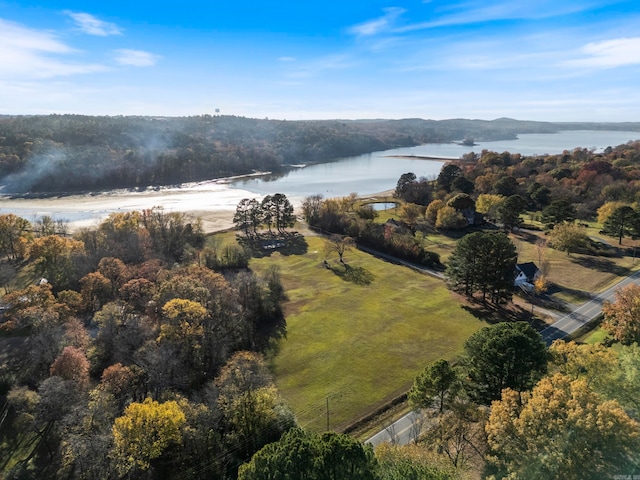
(0, 115), (637, 194)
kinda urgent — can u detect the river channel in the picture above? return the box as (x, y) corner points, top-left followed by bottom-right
(0, 130), (638, 231)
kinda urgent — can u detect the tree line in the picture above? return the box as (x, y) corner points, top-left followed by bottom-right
(3, 114), (631, 193)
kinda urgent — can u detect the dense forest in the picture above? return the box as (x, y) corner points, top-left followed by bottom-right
(2, 114), (639, 194)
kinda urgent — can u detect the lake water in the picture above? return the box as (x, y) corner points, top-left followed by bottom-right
(1, 129), (638, 229)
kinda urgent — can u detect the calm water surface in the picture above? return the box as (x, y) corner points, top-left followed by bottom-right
(1, 130), (638, 228)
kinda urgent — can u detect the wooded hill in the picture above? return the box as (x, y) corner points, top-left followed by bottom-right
(2, 114), (638, 194)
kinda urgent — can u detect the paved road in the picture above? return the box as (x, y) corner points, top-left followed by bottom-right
(366, 268), (640, 446)
(365, 411), (425, 446)
(540, 268), (640, 345)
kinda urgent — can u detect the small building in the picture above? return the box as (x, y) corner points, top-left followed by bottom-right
(514, 262), (541, 290)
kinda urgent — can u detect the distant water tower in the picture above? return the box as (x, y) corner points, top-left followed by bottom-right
(215, 108), (220, 115)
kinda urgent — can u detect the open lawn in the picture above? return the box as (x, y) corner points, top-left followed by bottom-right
(509, 228), (640, 306)
(248, 235), (485, 432)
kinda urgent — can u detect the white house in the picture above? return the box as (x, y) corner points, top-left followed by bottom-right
(514, 262), (541, 290)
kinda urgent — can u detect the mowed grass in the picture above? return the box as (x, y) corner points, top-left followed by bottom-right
(509, 229), (640, 304)
(248, 235), (485, 432)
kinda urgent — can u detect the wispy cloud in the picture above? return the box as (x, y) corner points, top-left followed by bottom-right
(564, 37), (640, 68)
(398, 0), (605, 32)
(349, 7), (406, 36)
(65, 11), (122, 36)
(278, 56), (296, 62)
(0, 18), (106, 79)
(114, 49), (161, 67)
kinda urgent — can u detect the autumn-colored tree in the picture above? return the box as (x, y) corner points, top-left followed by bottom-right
(435, 206), (466, 230)
(486, 373), (640, 479)
(215, 351), (294, 456)
(597, 200), (629, 224)
(398, 202), (423, 227)
(79, 271), (112, 313)
(425, 199), (445, 224)
(112, 397), (186, 474)
(602, 283), (640, 344)
(50, 346), (90, 388)
(548, 222), (589, 254)
(475, 194), (504, 222)
(98, 363), (140, 409)
(0, 213), (32, 260)
(423, 400), (486, 469)
(28, 235), (85, 289)
(63, 318), (90, 352)
(118, 277), (155, 312)
(97, 256), (129, 298)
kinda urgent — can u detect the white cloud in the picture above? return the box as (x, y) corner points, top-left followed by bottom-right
(565, 37), (640, 68)
(349, 7), (406, 37)
(398, 0), (605, 32)
(65, 11), (122, 36)
(114, 49), (160, 67)
(0, 18), (106, 79)
(278, 56), (296, 62)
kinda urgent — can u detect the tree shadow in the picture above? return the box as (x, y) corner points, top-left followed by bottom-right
(238, 232), (308, 258)
(460, 297), (533, 324)
(545, 282), (593, 305)
(328, 263), (375, 285)
(569, 255), (631, 276)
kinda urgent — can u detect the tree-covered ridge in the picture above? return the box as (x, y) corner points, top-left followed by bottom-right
(3, 114), (636, 193)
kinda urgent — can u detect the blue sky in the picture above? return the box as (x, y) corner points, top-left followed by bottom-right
(1, 0), (639, 121)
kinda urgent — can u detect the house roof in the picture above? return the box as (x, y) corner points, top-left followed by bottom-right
(516, 262), (540, 279)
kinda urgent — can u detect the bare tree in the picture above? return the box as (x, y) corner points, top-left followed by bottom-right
(324, 235), (355, 264)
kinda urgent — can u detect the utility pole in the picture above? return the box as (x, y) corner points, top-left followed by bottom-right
(326, 396), (330, 431)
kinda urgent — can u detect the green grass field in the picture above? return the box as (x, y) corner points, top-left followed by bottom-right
(218, 214), (639, 433)
(248, 235), (485, 432)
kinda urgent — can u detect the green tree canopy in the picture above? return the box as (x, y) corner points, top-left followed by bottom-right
(437, 164), (462, 192)
(446, 231), (517, 303)
(462, 322), (547, 404)
(408, 359), (458, 413)
(601, 205), (640, 244)
(238, 428), (377, 480)
(497, 194), (526, 232)
(540, 199), (577, 228)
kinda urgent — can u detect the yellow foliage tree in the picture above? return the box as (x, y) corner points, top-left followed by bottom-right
(475, 194), (505, 221)
(597, 200), (630, 225)
(602, 283), (640, 345)
(112, 397), (186, 473)
(486, 373), (640, 479)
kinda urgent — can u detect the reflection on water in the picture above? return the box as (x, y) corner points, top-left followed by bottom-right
(1, 130), (638, 229)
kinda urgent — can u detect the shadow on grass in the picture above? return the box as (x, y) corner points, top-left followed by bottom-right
(460, 298), (534, 325)
(238, 232), (308, 258)
(546, 282), (593, 305)
(329, 263), (375, 285)
(569, 255), (631, 276)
